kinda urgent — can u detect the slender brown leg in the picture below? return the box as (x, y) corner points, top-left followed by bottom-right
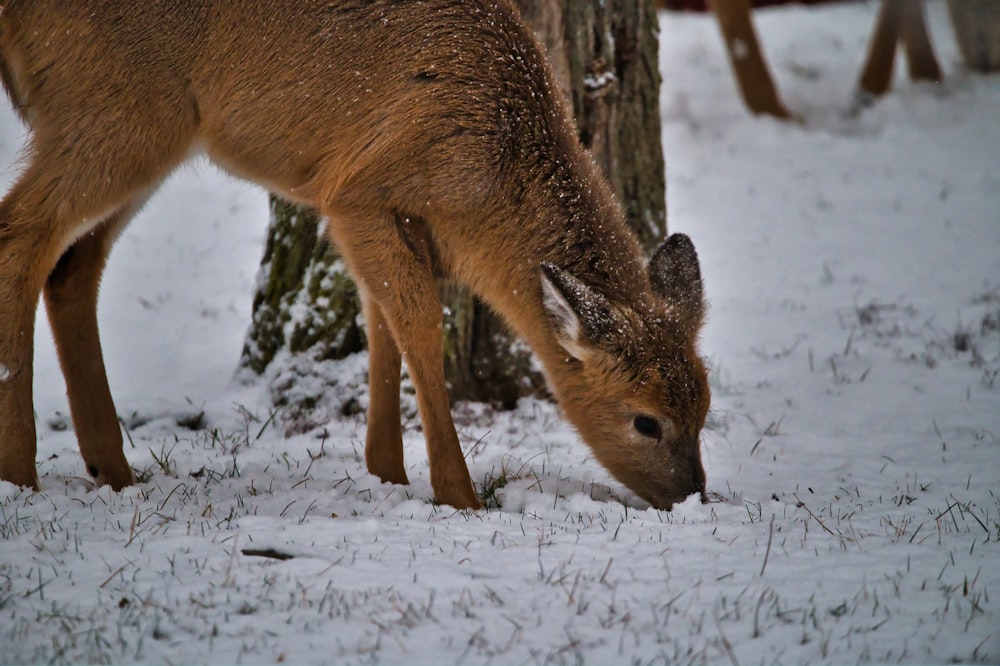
(0, 111), (189, 490)
(0, 163), (112, 489)
(858, 0), (903, 97)
(327, 211), (481, 509)
(899, 1), (942, 83)
(0, 220), (47, 489)
(361, 292), (409, 485)
(43, 214), (135, 489)
(709, 0), (792, 119)
(402, 321), (481, 509)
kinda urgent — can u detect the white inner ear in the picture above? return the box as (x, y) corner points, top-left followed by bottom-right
(540, 275), (591, 361)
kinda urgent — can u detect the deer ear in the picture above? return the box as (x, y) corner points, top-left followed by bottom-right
(540, 262), (619, 361)
(649, 233), (705, 331)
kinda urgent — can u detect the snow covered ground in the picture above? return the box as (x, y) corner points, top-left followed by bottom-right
(2, 2), (997, 663)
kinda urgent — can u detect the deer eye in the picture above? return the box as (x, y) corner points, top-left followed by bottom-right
(633, 415), (661, 439)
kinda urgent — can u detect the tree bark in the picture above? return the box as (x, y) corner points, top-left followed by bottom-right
(241, 0), (666, 411)
(517, 0), (666, 248)
(240, 196), (363, 375)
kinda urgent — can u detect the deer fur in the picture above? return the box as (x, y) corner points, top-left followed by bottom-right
(0, 0), (709, 510)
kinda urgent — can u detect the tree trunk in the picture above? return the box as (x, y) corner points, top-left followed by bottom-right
(241, 0), (666, 412)
(240, 196), (364, 375)
(516, 0), (666, 249)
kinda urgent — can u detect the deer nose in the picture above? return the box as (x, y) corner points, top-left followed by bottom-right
(654, 456), (706, 510)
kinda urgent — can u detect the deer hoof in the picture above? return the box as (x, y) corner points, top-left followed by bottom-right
(436, 484), (483, 511)
(87, 459), (135, 491)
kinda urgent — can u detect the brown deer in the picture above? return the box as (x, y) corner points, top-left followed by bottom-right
(684, 0), (942, 119)
(0, 0), (709, 510)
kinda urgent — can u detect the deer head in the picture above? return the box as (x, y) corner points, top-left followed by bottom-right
(541, 234), (709, 509)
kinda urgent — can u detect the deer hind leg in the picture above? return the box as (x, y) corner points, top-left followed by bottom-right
(326, 211), (481, 509)
(858, 0), (903, 98)
(0, 162), (112, 489)
(0, 176), (50, 489)
(43, 208), (141, 490)
(899, 1), (942, 83)
(361, 293), (409, 486)
(0, 123), (191, 489)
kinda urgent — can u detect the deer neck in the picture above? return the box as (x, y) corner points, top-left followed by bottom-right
(473, 152), (650, 389)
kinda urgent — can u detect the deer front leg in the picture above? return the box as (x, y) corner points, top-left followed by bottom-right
(710, 0), (792, 119)
(858, 0), (903, 98)
(401, 319), (482, 509)
(361, 292), (408, 486)
(899, 1), (942, 83)
(327, 212), (481, 509)
(43, 215), (135, 490)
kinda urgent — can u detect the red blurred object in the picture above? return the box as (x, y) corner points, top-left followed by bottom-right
(660, 0), (842, 10)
